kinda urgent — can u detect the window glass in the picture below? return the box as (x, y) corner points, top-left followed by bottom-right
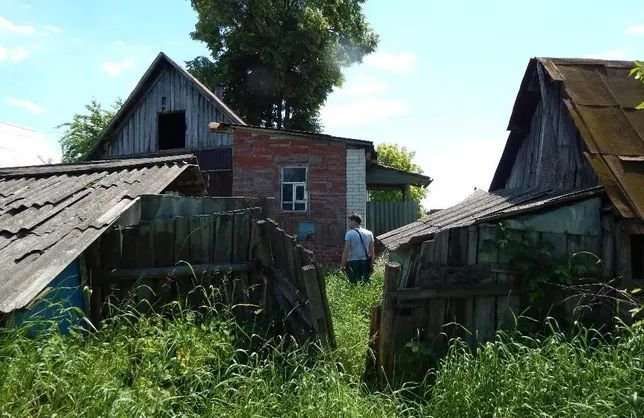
(294, 202), (306, 211)
(282, 183), (293, 202)
(295, 185), (305, 200)
(282, 202), (294, 211)
(283, 167), (306, 182)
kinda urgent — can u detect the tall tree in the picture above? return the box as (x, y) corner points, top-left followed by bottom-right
(58, 99), (121, 163)
(370, 143), (427, 203)
(188, 0), (378, 131)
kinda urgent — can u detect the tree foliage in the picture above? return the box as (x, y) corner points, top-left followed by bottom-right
(187, 0), (378, 131)
(630, 61), (644, 109)
(369, 143), (427, 203)
(58, 99), (121, 163)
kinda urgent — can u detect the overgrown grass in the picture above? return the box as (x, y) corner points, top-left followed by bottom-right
(0, 265), (643, 417)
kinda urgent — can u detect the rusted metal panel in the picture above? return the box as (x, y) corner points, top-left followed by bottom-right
(0, 154), (204, 313)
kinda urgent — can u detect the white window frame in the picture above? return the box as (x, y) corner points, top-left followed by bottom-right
(281, 167), (308, 212)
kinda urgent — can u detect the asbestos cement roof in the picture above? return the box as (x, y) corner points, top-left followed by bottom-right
(378, 186), (603, 251)
(0, 154), (203, 313)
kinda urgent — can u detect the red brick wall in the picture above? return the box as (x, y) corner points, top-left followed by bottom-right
(232, 130), (347, 263)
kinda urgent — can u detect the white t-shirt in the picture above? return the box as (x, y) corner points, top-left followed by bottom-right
(345, 227), (374, 261)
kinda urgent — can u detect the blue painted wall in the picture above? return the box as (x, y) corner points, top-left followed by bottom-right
(10, 260), (86, 334)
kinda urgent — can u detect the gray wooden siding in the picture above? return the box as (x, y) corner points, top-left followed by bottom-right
(504, 69), (598, 191)
(106, 66), (233, 156)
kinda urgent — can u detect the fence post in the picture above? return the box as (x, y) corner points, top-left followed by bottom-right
(379, 261), (401, 383)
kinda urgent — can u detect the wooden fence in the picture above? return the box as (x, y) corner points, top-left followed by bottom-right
(366, 223), (605, 383)
(86, 203), (334, 346)
(366, 200), (420, 236)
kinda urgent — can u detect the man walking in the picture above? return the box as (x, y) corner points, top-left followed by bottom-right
(341, 213), (375, 283)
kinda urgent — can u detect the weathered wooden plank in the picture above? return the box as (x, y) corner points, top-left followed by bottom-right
(448, 227), (469, 265)
(466, 225), (478, 265)
(497, 294), (521, 329)
(213, 213), (233, 263)
(103, 263), (252, 281)
(379, 262), (401, 381)
(153, 220), (175, 267)
(474, 296), (496, 343)
(174, 216), (191, 263)
(301, 264), (331, 345)
(189, 215), (212, 264)
(232, 211), (251, 263)
(393, 284), (519, 301)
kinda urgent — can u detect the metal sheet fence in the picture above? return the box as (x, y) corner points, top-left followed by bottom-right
(367, 201), (420, 237)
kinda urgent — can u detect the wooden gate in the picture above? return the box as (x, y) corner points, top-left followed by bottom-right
(85, 196), (334, 346)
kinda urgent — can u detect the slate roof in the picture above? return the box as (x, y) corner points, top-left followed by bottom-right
(493, 57), (644, 220)
(0, 154), (204, 313)
(379, 187), (603, 250)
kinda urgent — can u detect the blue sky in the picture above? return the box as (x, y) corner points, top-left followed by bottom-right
(2, 0), (644, 207)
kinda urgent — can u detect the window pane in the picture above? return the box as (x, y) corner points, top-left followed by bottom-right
(294, 202), (306, 211)
(295, 185), (305, 200)
(283, 167), (306, 182)
(282, 183), (293, 202)
(282, 202), (294, 211)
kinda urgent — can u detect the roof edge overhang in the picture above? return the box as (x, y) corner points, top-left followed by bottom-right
(366, 162), (432, 188)
(209, 121), (377, 156)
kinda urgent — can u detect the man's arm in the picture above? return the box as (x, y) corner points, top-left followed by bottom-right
(341, 240), (350, 269)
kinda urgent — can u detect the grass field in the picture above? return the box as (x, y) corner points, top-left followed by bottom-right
(1, 266), (643, 417)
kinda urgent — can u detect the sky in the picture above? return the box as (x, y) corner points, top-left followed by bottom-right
(2, 0), (644, 208)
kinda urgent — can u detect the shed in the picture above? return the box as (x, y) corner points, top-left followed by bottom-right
(0, 154), (204, 323)
(368, 57), (644, 380)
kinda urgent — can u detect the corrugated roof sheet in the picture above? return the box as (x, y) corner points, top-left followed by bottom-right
(379, 187), (603, 250)
(0, 154), (203, 313)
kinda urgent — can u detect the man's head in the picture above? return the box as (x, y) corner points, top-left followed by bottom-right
(348, 213), (362, 228)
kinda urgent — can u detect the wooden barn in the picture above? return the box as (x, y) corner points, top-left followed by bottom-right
(370, 57), (644, 380)
(87, 52), (431, 263)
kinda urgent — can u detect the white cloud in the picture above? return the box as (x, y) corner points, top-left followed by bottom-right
(583, 49), (629, 60)
(0, 46), (30, 63)
(42, 24), (63, 34)
(102, 58), (134, 77)
(5, 97), (45, 114)
(363, 51), (417, 74)
(0, 122), (60, 167)
(321, 97), (409, 129)
(626, 24), (644, 36)
(340, 76), (389, 96)
(0, 15), (35, 35)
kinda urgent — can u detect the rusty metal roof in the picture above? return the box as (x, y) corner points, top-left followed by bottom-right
(496, 57), (644, 220)
(378, 187), (603, 250)
(0, 154), (203, 313)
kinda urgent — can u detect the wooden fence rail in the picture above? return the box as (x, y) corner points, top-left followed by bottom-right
(87, 206), (334, 346)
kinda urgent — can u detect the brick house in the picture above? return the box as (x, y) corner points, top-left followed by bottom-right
(90, 52), (431, 263)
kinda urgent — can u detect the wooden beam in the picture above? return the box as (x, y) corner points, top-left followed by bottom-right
(392, 285), (523, 302)
(100, 263), (253, 281)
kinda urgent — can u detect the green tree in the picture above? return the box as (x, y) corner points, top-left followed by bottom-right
(370, 143), (427, 203)
(631, 61), (644, 109)
(187, 0), (378, 132)
(58, 99), (121, 163)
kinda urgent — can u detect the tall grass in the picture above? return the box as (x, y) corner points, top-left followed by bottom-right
(0, 265), (643, 417)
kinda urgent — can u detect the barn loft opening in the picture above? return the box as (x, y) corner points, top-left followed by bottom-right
(158, 111), (186, 150)
(631, 235), (644, 279)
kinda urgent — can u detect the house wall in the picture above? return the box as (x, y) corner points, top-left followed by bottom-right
(503, 69), (598, 192)
(346, 148), (368, 225)
(104, 64), (234, 157)
(232, 130), (349, 263)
